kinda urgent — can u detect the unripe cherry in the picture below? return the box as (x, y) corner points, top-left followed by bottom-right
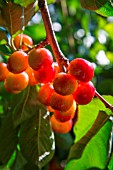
(73, 81), (95, 105)
(53, 72), (78, 95)
(68, 58), (94, 82)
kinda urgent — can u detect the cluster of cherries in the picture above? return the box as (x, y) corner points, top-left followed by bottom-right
(0, 34), (95, 134)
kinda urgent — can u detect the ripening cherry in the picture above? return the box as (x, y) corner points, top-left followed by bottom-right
(28, 48), (53, 71)
(53, 72), (78, 95)
(7, 51), (28, 74)
(25, 66), (38, 86)
(50, 92), (74, 111)
(54, 109), (75, 122)
(0, 62), (9, 82)
(13, 34), (33, 51)
(59, 100), (76, 116)
(4, 72), (29, 93)
(50, 114), (73, 134)
(4, 82), (21, 94)
(73, 81), (95, 105)
(38, 83), (54, 106)
(68, 58), (94, 82)
(33, 65), (55, 84)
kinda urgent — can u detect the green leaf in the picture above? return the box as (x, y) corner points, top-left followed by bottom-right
(108, 153), (113, 170)
(65, 120), (112, 170)
(20, 109), (55, 169)
(23, 162), (40, 170)
(67, 111), (110, 160)
(81, 0), (113, 17)
(12, 86), (41, 127)
(80, 0), (108, 10)
(11, 151), (27, 170)
(0, 112), (18, 164)
(14, 0), (35, 7)
(0, 45), (12, 55)
(73, 97), (112, 143)
(96, 2), (113, 17)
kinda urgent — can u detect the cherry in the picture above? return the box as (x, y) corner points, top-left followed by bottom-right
(0, 62), (9, 82)
(50, 92), (73, 111)
(25, 66), (38, 86)
(53, 72), (78, 95)
(59, 100), (76, 116)
(47, 106), (55, 113)
(68, 58), (94, 82)
(73, 81), (95, 105)
(28, 48), (53, 71)
(33, 65), (55, 84)
(7, 51), (28, 74)
(38, 83), (54, 106)
(4, 72), (29, 93)
(50, 114), (73, 134)
(52, 62), (60, 77)
(54, 110), (75, 122)
(13, 34), (33, 51)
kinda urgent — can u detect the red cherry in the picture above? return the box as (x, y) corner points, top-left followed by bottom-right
(50, 92), (74, 111)
(68, 58), (94, 82)
(73, 81), (95, 105)
(28, 48), (53, 71)
(53, 72), (78, 95)
(54, 110), (75, 122)
(34, 65), (55, 84)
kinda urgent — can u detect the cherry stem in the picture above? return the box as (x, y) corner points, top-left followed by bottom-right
(95, 90), (113, 112)
(38, 0), (69, 72)
(34, 38), (49, 49)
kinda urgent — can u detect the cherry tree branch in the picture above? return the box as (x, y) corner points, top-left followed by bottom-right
(38, 0), (69, 71)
